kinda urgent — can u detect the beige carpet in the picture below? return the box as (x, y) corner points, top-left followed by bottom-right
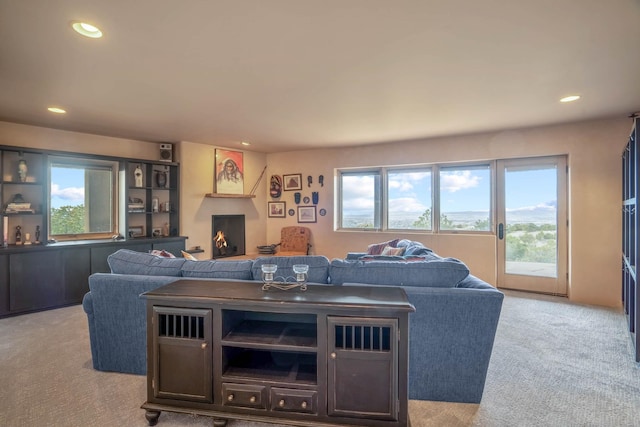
(1, 290), (639, 427)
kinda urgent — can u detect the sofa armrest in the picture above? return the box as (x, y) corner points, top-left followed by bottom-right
(404, 281), (503, 403)
(85, 273), (181, 374)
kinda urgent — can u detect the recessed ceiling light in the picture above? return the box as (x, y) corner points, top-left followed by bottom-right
(241, 141), (251, 146)
(71, 21), (103, 38)
(47, 107), (66, 114)
(560, 95), (581, 103)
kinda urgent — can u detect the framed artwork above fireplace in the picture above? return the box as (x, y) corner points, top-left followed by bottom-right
(215, 149), (244, 194)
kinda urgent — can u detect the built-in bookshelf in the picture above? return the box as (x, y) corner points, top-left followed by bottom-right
(622, 115), (639, 362)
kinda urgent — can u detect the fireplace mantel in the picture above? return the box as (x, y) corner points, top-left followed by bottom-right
(205, 193), (255, 198)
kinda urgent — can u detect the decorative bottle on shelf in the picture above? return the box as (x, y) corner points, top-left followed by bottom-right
(18, 159), (28, 182)
(155, 169), (167, 188)
(134, 165), (143, 188)
(162, 222), (169, 237)
(15, 225), (22, 245)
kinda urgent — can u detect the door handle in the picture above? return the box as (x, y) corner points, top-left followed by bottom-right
(498, 223), (504, 240)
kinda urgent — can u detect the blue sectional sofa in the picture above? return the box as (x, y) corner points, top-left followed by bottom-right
(82, 244), (503, 403)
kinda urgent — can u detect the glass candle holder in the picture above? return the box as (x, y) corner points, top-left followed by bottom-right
(261, 264), (277, 283)
(292, 264), (309, 283)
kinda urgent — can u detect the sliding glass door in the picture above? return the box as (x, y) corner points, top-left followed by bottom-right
(496, 156), (568, 295)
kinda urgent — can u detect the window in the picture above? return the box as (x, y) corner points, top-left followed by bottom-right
(339, 170), (380, 229)
(386, 169), (432, 230)
(438, 164), (492, 231)
(49, 157), (118, 239)
(338, 162), (492, 233)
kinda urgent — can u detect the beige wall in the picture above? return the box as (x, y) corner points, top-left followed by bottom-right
(2, 117), (632, 307)
(0, 121), (159, 159)
(265, 117), (632, 307)
(178, 141), (267, 258)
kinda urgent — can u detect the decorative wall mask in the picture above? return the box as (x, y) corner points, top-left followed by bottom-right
(270, 175), (282, 198)
(294, 192), (301, 204)
(307, 175), (312, 187)
(319, 175), (324, 187)
(312, 192), (319, 204)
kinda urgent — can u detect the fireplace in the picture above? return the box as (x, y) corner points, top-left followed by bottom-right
(211, 215), (245, 258)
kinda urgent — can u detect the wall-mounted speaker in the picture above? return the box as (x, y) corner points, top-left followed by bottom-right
(159, 143), (173, 162)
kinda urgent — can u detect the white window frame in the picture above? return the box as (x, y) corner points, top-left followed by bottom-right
(336, 168), (382, 231)
(337, 161), (495, 235)
(436, 161), (494, 234)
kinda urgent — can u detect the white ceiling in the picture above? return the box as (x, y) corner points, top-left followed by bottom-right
(1, 0), (639, 153)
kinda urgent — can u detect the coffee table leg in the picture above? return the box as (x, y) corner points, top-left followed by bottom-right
(145, 410), (161, 426)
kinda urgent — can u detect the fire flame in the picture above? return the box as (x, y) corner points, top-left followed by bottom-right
(214, 231), (227, 249)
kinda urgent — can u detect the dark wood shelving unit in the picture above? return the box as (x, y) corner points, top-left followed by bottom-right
(142, 280), (414, 427)
(622, 115), (639, 362)
(0, 144), (186, 318)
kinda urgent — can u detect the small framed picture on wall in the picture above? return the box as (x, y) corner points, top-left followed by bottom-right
(297, 206), (317, 223)
(268, 201), (286, 218)
(283, 174), (302, 191)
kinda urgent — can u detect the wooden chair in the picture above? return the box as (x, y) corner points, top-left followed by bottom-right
(276, 226), (312, 256)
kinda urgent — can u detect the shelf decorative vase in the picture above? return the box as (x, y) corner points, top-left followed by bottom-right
(18, 159), (28, 182)
(155, 170), (167, 188)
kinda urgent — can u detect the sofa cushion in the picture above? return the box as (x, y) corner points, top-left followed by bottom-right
(107, 249), (185, 276)
(252, 256), (330, 284)
(181, 259), (253, 280)
(329, 256), (469, 287)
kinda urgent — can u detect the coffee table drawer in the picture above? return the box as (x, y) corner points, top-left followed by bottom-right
(270, 388), (317, 414)
(222, 383), (266, 409)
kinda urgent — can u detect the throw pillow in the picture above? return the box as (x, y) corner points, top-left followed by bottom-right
(181, 250), (198, 261)
(381, 246), (405, 256)
(366, 239), (401, 255)
(150, 249), (175, 258)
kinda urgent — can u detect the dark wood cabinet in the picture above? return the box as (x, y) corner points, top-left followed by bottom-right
(0, 254), (10, 315)
(0, 143), (186, 318)
(142, 280), (414, 427)
(62, 247), (92, 304)
(327, 317), (398, 421)
(622, 116), (640, 362)
(0, 237), (186, 318)
(151, 306), (213, 403)
(9, 251), (64, 312)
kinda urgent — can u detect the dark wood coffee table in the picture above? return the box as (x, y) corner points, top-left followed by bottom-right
(141, 279), (414, 427)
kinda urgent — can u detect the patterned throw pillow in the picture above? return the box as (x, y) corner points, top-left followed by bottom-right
(381, 246), (405, 256)
(366, 239), (401, 255)
(150, 249), (175, 258)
